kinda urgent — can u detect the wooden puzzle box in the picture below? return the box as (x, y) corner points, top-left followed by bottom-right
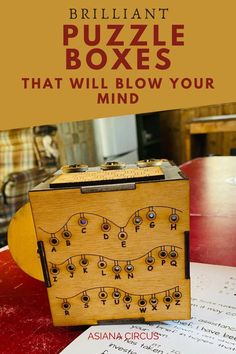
(8, 159), (190, 326)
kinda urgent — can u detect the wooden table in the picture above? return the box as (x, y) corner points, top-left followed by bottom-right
(1, 156), (236, 353)
(185, 114), (236, 160)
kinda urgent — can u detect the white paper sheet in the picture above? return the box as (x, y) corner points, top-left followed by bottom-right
(61, 263), (236, 354)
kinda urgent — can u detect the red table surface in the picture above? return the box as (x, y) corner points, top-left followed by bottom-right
(181, 156), (236, 267)
(0, 156), (235, 354)
(0, 250), (85, 354)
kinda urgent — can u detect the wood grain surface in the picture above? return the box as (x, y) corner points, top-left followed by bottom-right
(29, 177), (190, 326)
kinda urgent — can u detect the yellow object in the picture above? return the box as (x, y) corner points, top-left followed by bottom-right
(8, 202), (44, 281)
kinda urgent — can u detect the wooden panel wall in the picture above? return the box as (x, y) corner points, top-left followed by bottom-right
(57, 120), (98, 167)
(159, 103), (236, 164)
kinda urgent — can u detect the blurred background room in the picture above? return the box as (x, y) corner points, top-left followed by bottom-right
(1, 101), (236, 247)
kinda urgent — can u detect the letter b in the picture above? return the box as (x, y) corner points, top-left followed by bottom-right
(69, 8), (77, 19)
(66, 49), (81, 69)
